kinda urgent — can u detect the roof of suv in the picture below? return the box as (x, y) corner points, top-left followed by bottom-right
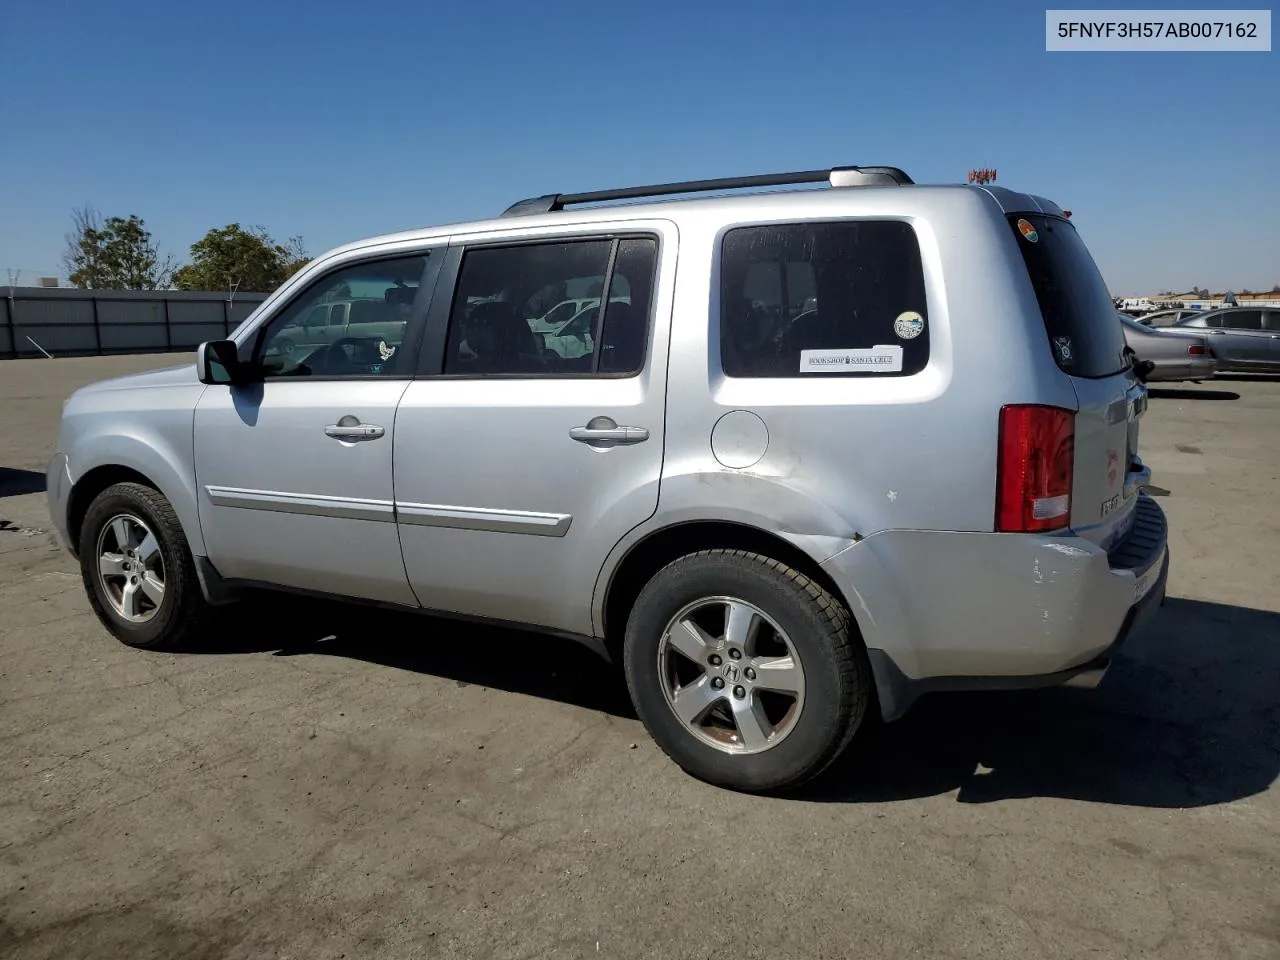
(320, 167), (1066, 262)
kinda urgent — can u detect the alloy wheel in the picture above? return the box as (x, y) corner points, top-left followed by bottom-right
(95, 514), (166, 623)
(658, 596), (806, 755)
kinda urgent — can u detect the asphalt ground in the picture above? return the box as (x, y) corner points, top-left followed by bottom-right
(2, 353), (1278, 959)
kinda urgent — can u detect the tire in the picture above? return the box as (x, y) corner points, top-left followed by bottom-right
(78, 481), (210, 650)
(623, 549), (869, 793)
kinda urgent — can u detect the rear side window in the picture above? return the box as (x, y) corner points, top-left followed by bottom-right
(443, 237), (656, 377)
(720, 221), (930, 378)
(1009, 214), (1129, 378)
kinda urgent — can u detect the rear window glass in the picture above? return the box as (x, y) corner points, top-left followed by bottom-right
(1009, 214), (1129, 378)
(720, 221), (930, 378)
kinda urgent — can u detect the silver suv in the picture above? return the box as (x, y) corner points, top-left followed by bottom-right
(47, 166), (1169, 793)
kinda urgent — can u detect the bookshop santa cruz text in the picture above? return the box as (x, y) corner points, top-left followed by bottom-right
(1046, 10), (1272, 51)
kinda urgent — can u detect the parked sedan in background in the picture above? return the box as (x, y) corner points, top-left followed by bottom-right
(1172, 307), (1280, 372)
(1119, 313), (1216, 382)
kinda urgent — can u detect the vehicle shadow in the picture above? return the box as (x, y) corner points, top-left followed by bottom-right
(192, 594), (637, 720)
(185, 595), (1279, 808)
(804, 597), (1280, 808)
(1146, 387), (1240, 401)
(0, 468), (47, 499)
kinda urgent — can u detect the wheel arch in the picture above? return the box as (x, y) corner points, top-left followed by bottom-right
(598, 519), (857, 660)
(67, 466), (160, 556)
(66, 437), (204, 559)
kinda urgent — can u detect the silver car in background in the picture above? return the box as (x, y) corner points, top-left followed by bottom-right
(1171, 307), (1280, 372)
(1118, 313), (1216, 382)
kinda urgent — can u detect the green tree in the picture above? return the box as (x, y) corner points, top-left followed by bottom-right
(172, 224), (310, 293)
(63, 206), (174, 289)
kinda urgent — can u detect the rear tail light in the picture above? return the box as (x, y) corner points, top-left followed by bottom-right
(1187, 344), (1206, 356)
(996, 405), (1075, 533)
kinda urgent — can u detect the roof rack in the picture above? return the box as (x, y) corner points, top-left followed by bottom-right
(500, 165), (914, 217)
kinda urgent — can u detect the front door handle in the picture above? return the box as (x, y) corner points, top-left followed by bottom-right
(325, 416), (385, 442)
(570, 416), (649, 447)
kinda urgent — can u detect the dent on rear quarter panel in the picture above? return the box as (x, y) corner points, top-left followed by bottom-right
(661, 468), (862, 554)
(590, 468), (863, 637)
(65, 384), (206, 556)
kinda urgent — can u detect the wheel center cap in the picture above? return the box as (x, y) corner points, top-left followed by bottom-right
(722, 663), (741, 683)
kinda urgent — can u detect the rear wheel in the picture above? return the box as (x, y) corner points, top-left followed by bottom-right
(78, 482), (210, 650)
(623, 549), (869, 793)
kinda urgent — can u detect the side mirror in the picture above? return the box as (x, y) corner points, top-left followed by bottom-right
(197, 339), (246, 385)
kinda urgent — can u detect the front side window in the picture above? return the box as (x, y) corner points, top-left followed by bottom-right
(256, 255), (429, 377)
(443, 236), (657, 376)
(720, 221), (930, 378)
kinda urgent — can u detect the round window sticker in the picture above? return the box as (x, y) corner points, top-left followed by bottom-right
(894, 311), (924, 340)
(1016, 218), (1039, 243)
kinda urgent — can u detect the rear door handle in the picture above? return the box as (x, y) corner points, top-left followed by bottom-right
(325, 417), (385, 441)
(570, 416), (649, 446)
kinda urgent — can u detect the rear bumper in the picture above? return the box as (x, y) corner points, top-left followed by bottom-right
(821, 494), (1169, 721)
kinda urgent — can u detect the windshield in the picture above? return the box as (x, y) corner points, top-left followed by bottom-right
(1010, 214), (1130, 378)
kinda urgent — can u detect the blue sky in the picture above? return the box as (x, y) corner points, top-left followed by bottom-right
(1, 0), (1275, 294)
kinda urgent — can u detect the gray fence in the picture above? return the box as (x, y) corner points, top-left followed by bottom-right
(1, 287), (271, 359)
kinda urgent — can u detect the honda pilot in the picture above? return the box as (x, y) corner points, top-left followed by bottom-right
(48, 165), (1168, 792)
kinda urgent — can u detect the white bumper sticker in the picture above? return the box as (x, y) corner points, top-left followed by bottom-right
(800, 345), (903, 373)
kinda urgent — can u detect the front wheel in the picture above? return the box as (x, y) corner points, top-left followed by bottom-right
(623, 549), (870, 793)
(78, 481), (211, 650)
